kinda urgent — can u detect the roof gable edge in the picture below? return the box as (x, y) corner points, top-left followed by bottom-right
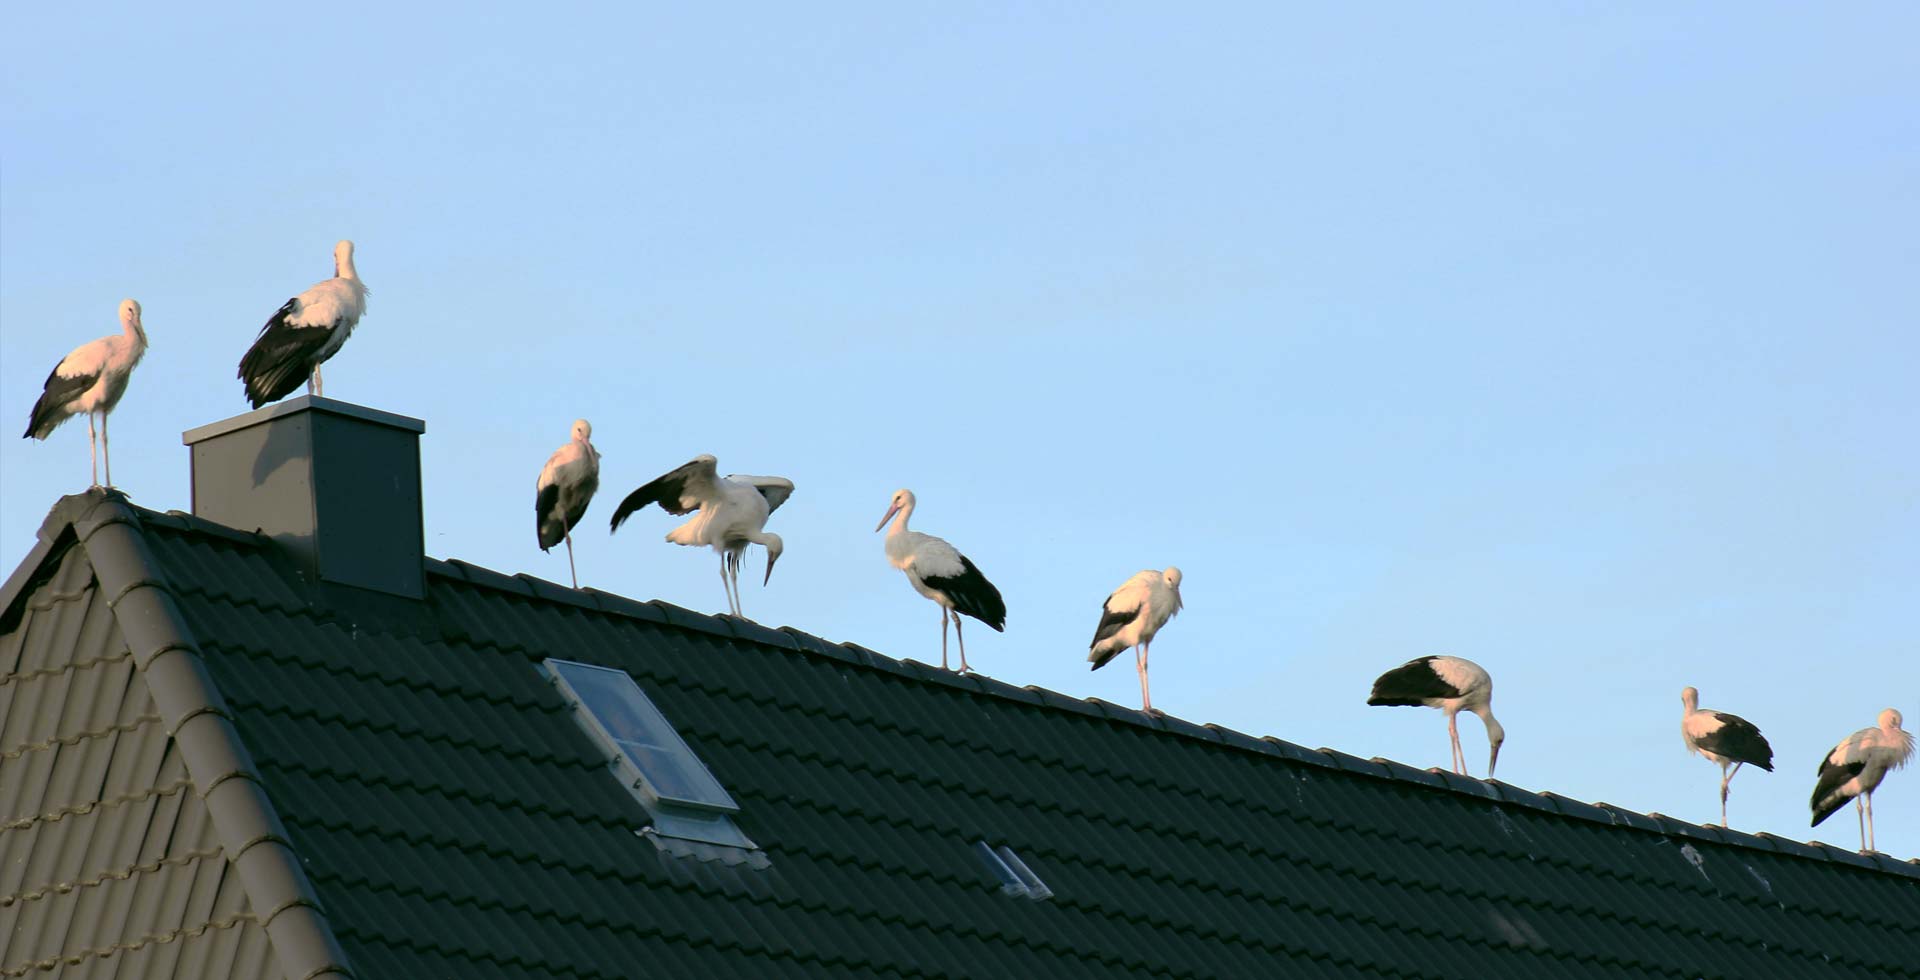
(61, 491), (360, 980)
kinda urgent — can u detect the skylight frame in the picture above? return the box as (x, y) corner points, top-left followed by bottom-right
(541, 659), (755, 855)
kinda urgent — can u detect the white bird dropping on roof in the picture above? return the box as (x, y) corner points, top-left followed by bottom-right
(609, 455), (792, 619)
(238, 240), (368, 408)
(1810, 708), (1913, 853)
(1679, 686), (1774, 828)
(1087, 567), (1184, 712)
(535, 419), (601, 589)
(22, 299), (148, 489)
(1367, 656), (1505, 778)
(875, 489), (1006, 673)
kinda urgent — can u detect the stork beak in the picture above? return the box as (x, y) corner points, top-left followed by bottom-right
(1488, 744), (1502, 780)
(874, 503), (901, 533)
(764, 553), (778, 586)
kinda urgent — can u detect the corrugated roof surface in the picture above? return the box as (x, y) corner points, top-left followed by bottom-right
(8, 492), (1920, 979)
(1, 540), (278, 980)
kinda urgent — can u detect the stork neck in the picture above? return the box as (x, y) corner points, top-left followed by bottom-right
(337, 254), (359, 280)
(123, 314), (148, 348)
(888, 506), (912, 536)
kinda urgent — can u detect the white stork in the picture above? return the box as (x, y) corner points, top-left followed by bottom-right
(1679, 686), (1774, 828)
(609, 455), (791, 619)
(1087, 567), (1184, 712)
(22, 299), (148, 489)
(1367, 656), (1505, 778)
(1810, 708), (1913, 853)
(535, 419), (601, 589)
(875, 489), (1005, 673)
(238, 240), (367, 408)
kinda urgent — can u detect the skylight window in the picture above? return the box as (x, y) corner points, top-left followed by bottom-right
(543, 658), (754, 850)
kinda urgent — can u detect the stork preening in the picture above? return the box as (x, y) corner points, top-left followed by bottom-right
(609, 455), (791, 619)
(1679, 686), (1773, 827)
(535, 419), (601, 588)
(1368, 656), (1504, 778)
(876, 489), (1005, 673)
(237, 240), (368, 408)
(1087, 567), (1184, 712)
(22, 299), (148, 489)
(1810, 708), (1913, 853)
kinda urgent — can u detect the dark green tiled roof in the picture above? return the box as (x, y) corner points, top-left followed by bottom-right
(7, 492), (1920, 979)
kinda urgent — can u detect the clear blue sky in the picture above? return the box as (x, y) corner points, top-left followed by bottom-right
(4, 4), (1916, 853)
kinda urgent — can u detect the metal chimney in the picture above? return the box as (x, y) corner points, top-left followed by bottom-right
(183, 395), (426, 599)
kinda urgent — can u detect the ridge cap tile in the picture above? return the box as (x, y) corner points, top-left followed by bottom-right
(1155, 712), (1224, 742)
(447, 560), (533, 596)
(1646, 812), (1724, 843)
(1056, 689), (1149, 724)
(1092, 696), (1162, 729)
(645, 600), (731, 636)
(1711, 826), (1772, 852)
(157, 508), (265, 547)
(1372, 758), (1447, 790)
(1594, 802), (1664, 833)
(1807, 842), (1877, 870)
(1537, 791), (1609, 825)
(725, 619), (803, 652)
(1428, 768), (1501, 799)
(582, 589), (667, 624)
(972, 674), (1042, 706)
(1084, 697), (1144, 721)
(515, 573), (597, 610)
(1204, 724), (1272, 755)
(1261, 735), (1330, 766)
(894, 659), (975, 690)
(1873, 855), (1920, 879)
(423, 557), (464, 581)
(1754, 832), (1827, 862)
(1488, 780), (1554, 814)
(1315, 747), (1390, 779)
(828, 642), (883, 667)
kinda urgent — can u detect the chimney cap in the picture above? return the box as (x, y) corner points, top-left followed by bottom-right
(183, 395), (424, 446)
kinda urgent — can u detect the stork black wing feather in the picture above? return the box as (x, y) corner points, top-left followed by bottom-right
(922, 555), (1006, 631)
(238, 299), (336, 408)
(1809, 758), (1867, 827)
(609, 466), (701, 532)
(536, 484), (564, 550)
(1367, 657), (1459, 706)
(1695, 712), (1774, 770)
(23, 365), (100, 439)
(1087, 602), (1140, 670)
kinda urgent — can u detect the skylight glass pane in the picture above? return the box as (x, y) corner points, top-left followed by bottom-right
(547, 659), (737, 811)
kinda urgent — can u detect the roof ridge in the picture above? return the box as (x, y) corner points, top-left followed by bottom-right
(90, 494), (1920, 879)
(419, 552), (1920, 879)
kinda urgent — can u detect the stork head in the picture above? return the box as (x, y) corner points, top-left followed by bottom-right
(1681, 686), (1699, 712)
(334, 240), (357, 278)
(1483, 714), (1506, 778)
(761, 533), (784, 586)
(120, 299), (146, 343)
(571, 419), (593, 444)
(1883, 708), (1906, 732)
(1163, 566), (1183, 590)
(875, 488), (916, 532)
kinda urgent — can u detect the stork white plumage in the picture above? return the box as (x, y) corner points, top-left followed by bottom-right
(22, 299), (148, 488)
(1810, 708), (1913, 853)
(535, 419), (601, 589)
(1087, 567), (1184, 712)
(238, 240), (368, 408)
(1367, 656), (1505, 778)
(1679, 686), (1774, 828)
(609, 455), (791, 619)
(876, 489), (1005, 673)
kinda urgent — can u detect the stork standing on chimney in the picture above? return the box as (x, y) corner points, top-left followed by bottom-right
(238, 240), (368, 408)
